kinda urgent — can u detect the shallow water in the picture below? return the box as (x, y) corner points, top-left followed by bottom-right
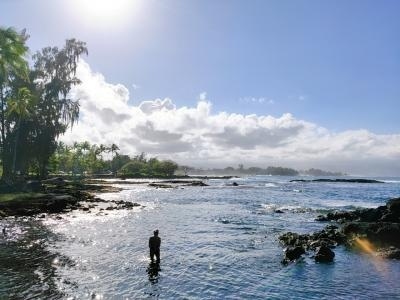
(1, 176), (400, 299)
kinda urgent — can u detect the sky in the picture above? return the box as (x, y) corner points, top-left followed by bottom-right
(1, 0), (400, 175)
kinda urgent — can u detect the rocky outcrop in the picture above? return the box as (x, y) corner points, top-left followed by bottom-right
(279, 225), (345, 263)
(315, 245), (335, 262)
(282, 246), (305, 263)
(291, 179), (384, 184)
(280, 197), (400, 264)
(316, 198), (400, 224)
(0, 180), (141, 217)
(0, 193), (79, 216)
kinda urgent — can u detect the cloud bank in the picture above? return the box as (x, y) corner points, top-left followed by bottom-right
(62, 60), (400, 176)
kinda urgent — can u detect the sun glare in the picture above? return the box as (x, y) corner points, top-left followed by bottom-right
(71, 0), (140, 29)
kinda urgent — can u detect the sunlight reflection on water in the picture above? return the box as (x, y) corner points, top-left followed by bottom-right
(1, 176), (400, 298)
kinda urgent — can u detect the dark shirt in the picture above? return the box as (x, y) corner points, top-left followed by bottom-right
(149, 236), (161, 250)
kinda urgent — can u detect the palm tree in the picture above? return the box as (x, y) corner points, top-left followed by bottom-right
(7, 87), (33, 174)
(109, 143), (119, 175)
(0, 27), (29, 179)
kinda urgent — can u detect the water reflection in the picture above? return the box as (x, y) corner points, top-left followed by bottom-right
(147, 261), (161, 284)
(0, 219), (71, 299)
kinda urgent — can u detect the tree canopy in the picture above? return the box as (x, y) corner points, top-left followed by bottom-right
(0, 27), (88, 184)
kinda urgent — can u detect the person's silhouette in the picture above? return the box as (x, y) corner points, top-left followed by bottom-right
(149, 230), (161, 263)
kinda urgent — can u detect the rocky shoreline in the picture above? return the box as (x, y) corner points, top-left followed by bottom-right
(0, 177), (211, 218)
(0, 178), (137, 218)
(279, 197), (400, 264)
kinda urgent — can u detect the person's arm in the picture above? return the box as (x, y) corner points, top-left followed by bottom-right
(149, 238), (151, 248)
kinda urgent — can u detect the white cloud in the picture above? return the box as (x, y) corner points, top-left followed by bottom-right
(239, 97), (274, 104)
(62, 60), (400, 175)
(131, 83), (140, 90)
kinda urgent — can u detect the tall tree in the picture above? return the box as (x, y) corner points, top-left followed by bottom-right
(109, 143), (119, 173)
(30, 39), (87, 178)
(0, 27), (29, 181)
(7, 87), (34, 174)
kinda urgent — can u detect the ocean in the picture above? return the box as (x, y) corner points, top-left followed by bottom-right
(1, 176), (400, 299)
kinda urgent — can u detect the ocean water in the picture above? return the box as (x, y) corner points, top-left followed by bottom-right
(1, 176), (400, 299)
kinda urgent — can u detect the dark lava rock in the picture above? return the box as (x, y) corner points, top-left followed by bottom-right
(387, 198), (400, 214)
(274, 209), (284, 214)
(381, 248), (400, 259)
(315, 245), (335, 262)
(283, 246), (305, 262)
(187, 181), (208, 186)
(291, 178), (384, 183)
(42, 177), (66, 186)
(149, 183), (174, 188)
(279, 232), (309, 247)
(232, 182), (239, 186)
(342, 222), (400, 248)
(316, 215), (329, 221)
(358, 208), (384, 222)
(380, 213), (399, 222)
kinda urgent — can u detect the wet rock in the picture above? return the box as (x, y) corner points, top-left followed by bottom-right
(358, 208), (384, 222)
(41, 177), (66, 186)
(283, 246), (305, 262)
(290, 178), (384, 183)
(387, 198), (400, 214)
(187, 181), (208, 186)
(316, 215), (329, 221)
(315, 245), (335, 262)
(380, 213), (399, 222)
(232, 182), (239, 186)
(342, 222), (400, 248)
(380, 248), (400, 259)
(274, 209), (284, 214)
(149, 183), (174, 188)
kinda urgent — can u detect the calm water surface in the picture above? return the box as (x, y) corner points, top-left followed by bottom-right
(1, 176), (400, 299)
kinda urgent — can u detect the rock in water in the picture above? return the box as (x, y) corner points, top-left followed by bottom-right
(315, 245), (335, 262)
(387, 198), (400, 214)
(284, 246), (305, 261)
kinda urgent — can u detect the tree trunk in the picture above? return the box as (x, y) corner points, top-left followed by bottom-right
(12, 117), (21, 174)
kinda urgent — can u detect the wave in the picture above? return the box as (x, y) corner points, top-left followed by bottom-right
(265, 183), (277, 188)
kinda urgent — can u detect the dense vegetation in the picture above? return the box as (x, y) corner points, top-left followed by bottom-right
(49, 141), (178, 177)
(0, 27), (87, 185)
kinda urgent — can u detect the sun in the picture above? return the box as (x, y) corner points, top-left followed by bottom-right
(71, 0), (140, 29)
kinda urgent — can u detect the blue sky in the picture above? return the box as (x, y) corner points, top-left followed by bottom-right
(1, 0), (400, 174)
(2, 0), (399, 132)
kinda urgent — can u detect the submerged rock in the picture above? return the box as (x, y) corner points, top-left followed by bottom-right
(315, 245), (335, 262)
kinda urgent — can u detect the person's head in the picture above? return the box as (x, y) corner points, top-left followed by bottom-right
(154, 230), (159, 236)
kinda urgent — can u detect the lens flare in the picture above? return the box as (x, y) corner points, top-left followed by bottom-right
(354, 237), (388, 277)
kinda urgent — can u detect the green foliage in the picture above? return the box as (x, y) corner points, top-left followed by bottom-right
(119, 156), (178, 177)
(49, 141), (178, 178)
(0, 28), (88, 181)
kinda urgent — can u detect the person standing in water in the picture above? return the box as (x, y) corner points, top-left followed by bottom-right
(149, 230), (161, 263)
